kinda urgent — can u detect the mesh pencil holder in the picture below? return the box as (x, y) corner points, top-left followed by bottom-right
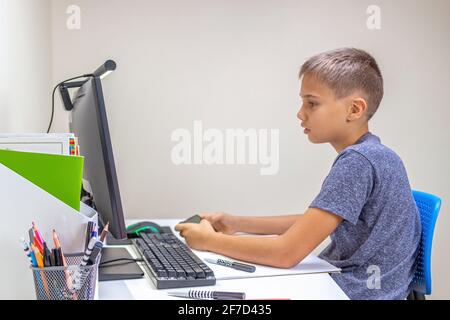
(30, 253), (100, 300)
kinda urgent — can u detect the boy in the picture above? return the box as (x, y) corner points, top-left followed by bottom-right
(175, 48), (422, 300)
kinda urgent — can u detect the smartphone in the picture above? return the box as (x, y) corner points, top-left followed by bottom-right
(180, 214), (202, 224)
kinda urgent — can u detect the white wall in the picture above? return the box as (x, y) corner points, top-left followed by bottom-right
(0, 0), (51, 299)
(15, 0), (448, 299)
(0, 0), (51, 133)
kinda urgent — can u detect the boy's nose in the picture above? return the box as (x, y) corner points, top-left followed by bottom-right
(297, 106), (305, 121)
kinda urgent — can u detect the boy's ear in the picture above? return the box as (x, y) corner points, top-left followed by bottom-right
(347, 98), (368, 122)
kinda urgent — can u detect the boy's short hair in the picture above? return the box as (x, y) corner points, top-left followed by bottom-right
(299, 48), (383, 119)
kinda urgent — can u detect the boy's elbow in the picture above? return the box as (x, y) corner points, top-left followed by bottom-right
(271, 237), (307, 269)
(277, 257), (300, 269)
(275, 250), (305, 269)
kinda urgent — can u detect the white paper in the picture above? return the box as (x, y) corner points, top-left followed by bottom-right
(195, 251), (340, 280)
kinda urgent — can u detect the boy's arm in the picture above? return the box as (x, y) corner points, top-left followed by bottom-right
(234, 215), (303, 235)
(177, 208), (343, 268)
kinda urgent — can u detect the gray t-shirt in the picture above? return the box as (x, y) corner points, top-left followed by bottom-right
(310, 132), (421, 300)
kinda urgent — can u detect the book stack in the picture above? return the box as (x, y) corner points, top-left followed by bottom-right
(0, 133), (80, 156)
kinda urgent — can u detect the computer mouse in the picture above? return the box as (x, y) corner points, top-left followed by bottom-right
(126, 221), (162, 238)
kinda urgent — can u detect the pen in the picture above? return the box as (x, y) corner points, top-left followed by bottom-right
(167, 290), (246, 300)
(72, 236), (98, 291)
(205, 258), (256, 273)
(81, 237), (98, 266)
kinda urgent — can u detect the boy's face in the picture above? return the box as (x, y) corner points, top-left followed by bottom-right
(297, 74), (352, 144)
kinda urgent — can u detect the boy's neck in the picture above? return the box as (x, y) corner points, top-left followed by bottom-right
(331, 125), (369, 153)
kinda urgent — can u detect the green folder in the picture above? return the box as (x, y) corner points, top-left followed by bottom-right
(0, 149), (83, 211)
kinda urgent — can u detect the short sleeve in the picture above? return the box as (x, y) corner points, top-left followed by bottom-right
(309, 150), (374, 225)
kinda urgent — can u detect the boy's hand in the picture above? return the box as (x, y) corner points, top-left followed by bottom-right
(199, 212), (238, 235)
(175, 219), (217, 251)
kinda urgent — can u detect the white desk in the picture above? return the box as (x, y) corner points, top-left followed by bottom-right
(98, 219), (348, 300)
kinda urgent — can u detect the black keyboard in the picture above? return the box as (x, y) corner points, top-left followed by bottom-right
(133, 230), (216, 289)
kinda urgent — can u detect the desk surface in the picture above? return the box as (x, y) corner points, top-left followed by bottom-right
(98, 219), (348, 300)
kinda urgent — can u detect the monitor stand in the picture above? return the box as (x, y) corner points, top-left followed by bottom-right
(98, 234), (144, 281)
(105, 233), (132, 245)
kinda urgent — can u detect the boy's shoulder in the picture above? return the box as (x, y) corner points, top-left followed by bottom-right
(340, 132), (402, 167)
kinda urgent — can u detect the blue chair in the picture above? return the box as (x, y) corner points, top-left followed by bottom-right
(408, 190), (441, 300)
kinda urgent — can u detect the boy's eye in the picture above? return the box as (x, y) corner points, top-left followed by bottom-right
(309, 101), (318, 107)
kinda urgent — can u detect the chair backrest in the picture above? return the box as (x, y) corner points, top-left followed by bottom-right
(411, 190), (441, 295)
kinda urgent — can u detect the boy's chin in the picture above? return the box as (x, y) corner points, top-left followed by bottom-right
(307, 134), (327, 144)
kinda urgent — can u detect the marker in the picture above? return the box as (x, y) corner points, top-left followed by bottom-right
(87, 241), (103, 265)
(205, 258), (256, 273)
(51, 248), (58, 266)
(29, 250), (38, 268)
(28, 228), (34, 244)
(85, 221), (94, 251)
(19, 238), (34, 266)
(42, 242), (52, 267)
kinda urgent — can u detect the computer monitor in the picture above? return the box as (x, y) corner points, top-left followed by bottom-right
(69, 77), (127, 240)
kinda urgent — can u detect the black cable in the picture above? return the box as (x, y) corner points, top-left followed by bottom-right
(99, 258), (144, 268)
(47, 74), (94, 133)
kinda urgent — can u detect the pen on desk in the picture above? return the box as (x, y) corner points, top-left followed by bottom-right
(167, 290), (246, 300)
(205, 258), (256, 273)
